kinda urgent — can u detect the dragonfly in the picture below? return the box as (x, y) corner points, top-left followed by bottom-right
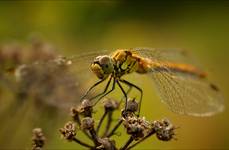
(64, 48), (224, 117)
(12, 48), (224, 116)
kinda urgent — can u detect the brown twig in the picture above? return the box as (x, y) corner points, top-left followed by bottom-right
(126, 129), (156, 150)
(102, 111), (113, 137)
(89, 128), (100, 146)
(72, 137), (94, 149)
(82, 130), (93, 140)
(120, 136), (134, 150)
(107, 119), (123, 137)
(96, 110), (108, 134)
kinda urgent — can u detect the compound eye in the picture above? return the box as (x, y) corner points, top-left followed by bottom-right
(99, 56), (110, 65)
(105, 64), (109, 68)
(94, 56), (101, 63)
(97, 55), (114, 74)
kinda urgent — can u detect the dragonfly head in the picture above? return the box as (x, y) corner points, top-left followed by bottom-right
(91, 55), (114, 79)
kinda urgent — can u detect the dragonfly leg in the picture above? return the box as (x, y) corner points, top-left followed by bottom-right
(118, 84), (133, 107)
(88, 76), (113, 101)
(80, 77), (109, 101)
(116, 80), (128, 115)
(119, 79), (143, 117)
(93, 78), (116, 106)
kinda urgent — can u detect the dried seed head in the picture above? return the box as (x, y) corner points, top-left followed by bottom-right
(53, 56), (72, 66)
(32, 128), (45, 150)
(81, 99), (93, 108)
(104, 99), (119, 112)
(70, 107), (80, 122)
(77, 99), (93, 117)
(81, 117), (94, 130)
(59, 121), (76, 141)
(123, 115), (150, 140)
(97, 138), (116, 150)
(126, 98), (138, 113)
(121, 109), (132, 118)
(152, 119), (175, 141)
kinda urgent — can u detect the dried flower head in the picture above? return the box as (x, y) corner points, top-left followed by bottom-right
(32, 128), (46, 150)
(81, 117), (95, 130)
(123, 114), (150, 140)
(77, 99), (93, 117)
(152, 119), (175, 141)
(126, 98), (139, 113)
(70, 107), (80, 123)
(104, 99), (119, 112)
(59, 121), (76, 141)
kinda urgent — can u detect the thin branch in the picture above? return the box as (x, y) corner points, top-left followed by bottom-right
(126, 129), (156, 150)
(72, 137), (94, 149)
(107, 119), (123, 138)
(120, 136), (134, 150)
(82, 130), (93, 140)
(96, 110), (108, 134)
(102, 111), (113, 137)
(73, 113), (81, 126)
(89, 128), (100, 146)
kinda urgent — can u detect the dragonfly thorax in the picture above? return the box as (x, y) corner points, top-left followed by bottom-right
(112, 49), (141, 77)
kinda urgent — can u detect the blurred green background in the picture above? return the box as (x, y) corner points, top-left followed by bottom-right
(0, 1), (229, 149)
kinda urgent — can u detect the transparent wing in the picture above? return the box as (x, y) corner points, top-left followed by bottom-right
(132, 47), (200, 66)
(14, 50), (110, 109)
(134, 48), (224, 116)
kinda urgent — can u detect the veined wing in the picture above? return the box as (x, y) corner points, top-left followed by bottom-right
(14, 50), (110, 108)
(134, 48), (224, 116)
(133, 47), (201, 67)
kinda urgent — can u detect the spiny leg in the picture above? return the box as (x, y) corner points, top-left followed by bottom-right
(80, 78), (107, 101)
(116, 80), (128, 116)
(119, 79), (143, 117)
(93, 78), (133, 107)
(93, 78), (116, 106)
(88, 76), (113, 101)
(118, 85), (133, 107)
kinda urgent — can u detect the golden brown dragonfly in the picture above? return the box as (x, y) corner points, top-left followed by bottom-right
(13, 48), (224, 116)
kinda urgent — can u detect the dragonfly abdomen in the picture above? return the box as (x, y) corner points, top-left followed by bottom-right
(151, 61), (207, 78)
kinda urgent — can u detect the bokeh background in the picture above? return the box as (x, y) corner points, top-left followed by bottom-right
(0, 1), (229, 149)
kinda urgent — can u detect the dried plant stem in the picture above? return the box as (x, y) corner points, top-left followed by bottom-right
(102, 111), (113, 137)
(73, 114), (81, 125)
(72, 137), (94, 148)
(126, 129), (156, 150)
(120, 136), (134, 150)
(89, 128), (100, 146)
(96, 110), (108, 134)
(82, 130), (93, 140)
(107, 119), (123, 137)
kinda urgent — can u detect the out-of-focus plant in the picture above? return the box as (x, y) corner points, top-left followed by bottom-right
(0, 37), (85, 110)
(0, 38), (85, 148)
(31, 128), (46, 150)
